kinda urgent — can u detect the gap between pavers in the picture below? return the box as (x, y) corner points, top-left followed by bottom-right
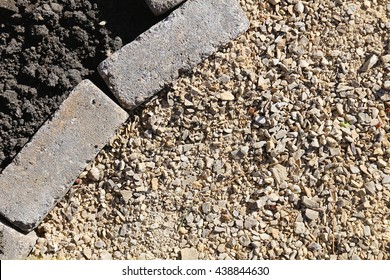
(0, 80), (128, 234)
(144, 0), (186, 15)
(99, 0), (250, 110)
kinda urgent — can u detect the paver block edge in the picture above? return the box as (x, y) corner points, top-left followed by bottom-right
(98, 0), (250, 110)
(0, 79), (128, 232)
(144, 0), (186, 15)
(0, 219), (38, 260)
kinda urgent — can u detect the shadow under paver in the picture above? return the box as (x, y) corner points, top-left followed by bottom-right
(0, 80), (128, 233)
(99, 0), (249, 110)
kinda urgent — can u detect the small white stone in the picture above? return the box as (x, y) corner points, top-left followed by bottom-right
(336, 103), (344, 115)
(100, 251), (112, 260)
(151, 178), (159, 190)
(382, 175), (390, 184)
(88, 167), (100, 181)
(268, 193), (279, 202)
(350, 166), (360, 174)
(381, 54), (390, 64)
(377, 159), (387, 168)
(294, 222), (306, 234)
(363, 226), (371, 237)
(244, 217), (258, 229)
(305, 209), (319, 220)
(294, 1), (304, 14)
(202, 202), (211, 214)
(363, 1), (371, 8)
(83, 248), (92, 259)
(137, 163), (146, 173)
(180, 248), (199, 260)
(302, 197), (318, 209)
(95, 240), (106, 249)
(254, 115), (266, 125)
(365, 182), (376, 195)
(219, 92), (235, 101)
(360, 54), (379, 72)
(311, 138), (320, 148)
(120, 190), (132, 203)
(240, 145), (249, 155)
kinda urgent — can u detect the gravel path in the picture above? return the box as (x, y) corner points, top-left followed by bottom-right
(29, 0), (389, 260)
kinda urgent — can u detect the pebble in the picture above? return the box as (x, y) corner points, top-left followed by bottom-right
(360, 54), (379, 72)
(302, 197), (318, 209)
(239, 235), (251, 247)
(244, 217), (258, 229)
(382, 175), (390, 184)
(254, 115), (266, 125)
(294, 1), (304, 14)
(100, 251), (112, 260)
(83, 248), (92, 259)
(120, 190), (133, 204)
(241, 145), (249, 154)
(217, 244), (226, 253)
(305, 209), (319, 220)
(151, 178), (159, 190)
(364, 226), (371, 237)
(214, 226), (225, 233)
(95, 240), (105, 249)
(219, 92), (235, 101)
(381, 54), (390, 64)
(365, 182), (376, 195)
(294, 222), (306, 234)
(350, 166), (360, 174)
(180, 248), (199, 260)
(271, 164), (287, 185)
(307, 242), (322, 251)
(88, 167), (100, 181)
(202, 202), (211, 214)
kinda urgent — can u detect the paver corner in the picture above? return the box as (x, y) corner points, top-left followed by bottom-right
(0, 220), (37, 260)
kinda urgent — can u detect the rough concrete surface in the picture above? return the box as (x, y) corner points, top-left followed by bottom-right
(98, 0), (250, 110)
(145, 0), (186, 15)
(0, 80), (128, 232)
(0, 220), (37, 259)
(0, 0), (18, 13)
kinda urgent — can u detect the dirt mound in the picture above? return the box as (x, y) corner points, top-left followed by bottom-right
(0, 0), (161, 171)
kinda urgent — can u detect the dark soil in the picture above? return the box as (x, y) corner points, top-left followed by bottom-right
(0, 0), (163, 172)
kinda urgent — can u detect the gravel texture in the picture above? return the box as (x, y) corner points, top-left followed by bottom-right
(29, 0), (390, 260)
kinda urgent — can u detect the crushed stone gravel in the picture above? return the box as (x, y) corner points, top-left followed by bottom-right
(29, 0), (389, 260)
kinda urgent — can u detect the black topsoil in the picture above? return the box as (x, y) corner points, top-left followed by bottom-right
(0, 0), (163, 172)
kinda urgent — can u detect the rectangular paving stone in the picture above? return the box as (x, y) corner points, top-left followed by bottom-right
(145, 0), (186, 15)
(98, 0), (249, 110)
(0, 80), (128, 232)
(0, 219), (37, 259)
